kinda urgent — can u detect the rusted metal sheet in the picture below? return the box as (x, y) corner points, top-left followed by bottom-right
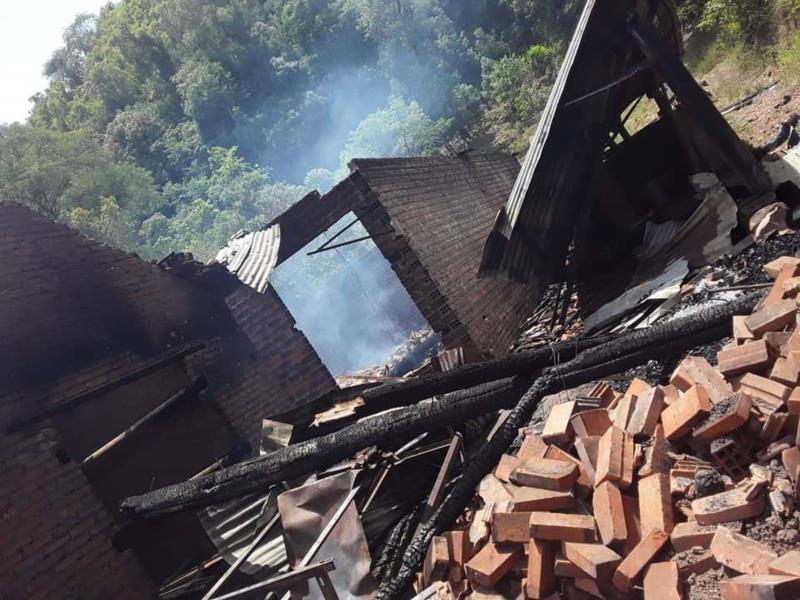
(479, 0), (686, 288)
(215, 225), (281, 294)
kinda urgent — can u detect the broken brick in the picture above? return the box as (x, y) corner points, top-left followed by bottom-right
(693, 486), (765, 525)
(529, 512), (596, 543)
(621, 494), (643, 556)
(764, 256), (800, 279)
(570, 409), (611, 438)
(541, 401), (575, 445)
(612, 528), (670, 594)
(717, 340), (771, 377)
(643, 562), (683, 600)
(661, 385), (712, 440)
(511, 457), (578, 491)
(710, 527), (778, 574)
(735, 373), (791, 412)
(720, 574), (800, 600)
(562, 542), (621, 581)
(763, 264), (800, 306)
(443, 530), (470, 573)
(768, 550), (800, 577)
(518, 433), (549, 463)
(693, 393), (753, 441)
(638, 473), (674, 534)
(554, 554), (586, 578)
(670, 356), (732, 404)
(509, 486), (574, 512)
(465, 541), (521, 588)
(545, 446), (592, 496)
(745, 298), (797, 335)
(525, 539), (556, 599)
(494, 454), (520, 483)
(492, 512), (533, 544)
(670, 521), (716, 552)
(573, 436), (599, 483)
(592, 481), (627, 548)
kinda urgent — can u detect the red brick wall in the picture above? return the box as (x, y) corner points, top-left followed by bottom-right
(0, 202), (336, 594)
(185, 285), (337, 446)
(352, 154), (540, 356)
(0, 426), (152, 600)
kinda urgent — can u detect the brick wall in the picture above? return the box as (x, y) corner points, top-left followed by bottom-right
(185, 285), (336, 446)
(0, 202), (336, 595)
(0, 426), (152, 600)
(351, 154), (540, 356)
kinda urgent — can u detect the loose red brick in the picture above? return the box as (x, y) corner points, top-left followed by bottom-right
(670, 356), (732, 404)
(693, 393), (753, 441)
(670, 521), (716, 552)
(745, 299), (797, 335)
(494, 454), (520, 483)
(718, 340), (772, 377)
(595, 426), (634, 488)
(443, 530), (471, 573)
(592, 481), (627, 548)
(518, 434), (549, 463)
(621, 494), (643, 555)
(573, 436), (599, 483)
(511, 457), (578, 491)
(464, 541), (522, 588)
(492, 512), (533, 544)
(661, 385), (713, 440)
(424, 536), (450, 584)
(627, 387), (665, 439)
(711, 527), (777, 574)
(771, 357), (800, 386)
(643, 562), (683, 600)
(479, 474), (513, 505)
(764, 256), (800, 279)
(570, 409), (611, 438)
(788, 387), (800, 415)
(574, 577), (604, 598)
(545, 446), (592, 496)
(612, 528), (670, 593)
(769, 550), (800, 577)
(720, 574), (800, 600)
(510, 486), (574, 512)
(733, 316), (756, 345)
(562, 542), (622, 582)
(639, 473), (674, 534)
(554, 554), (587, 578)
(692, 487), (766, 525)
(529, 512), (596, 543)
(541, 401), (575, 444)
(525, 539), (556, 599)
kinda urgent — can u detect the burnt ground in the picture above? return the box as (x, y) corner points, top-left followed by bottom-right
(726, 79), (800, 148)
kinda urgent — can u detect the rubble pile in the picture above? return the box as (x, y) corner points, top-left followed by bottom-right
(416, 256), (800, 600)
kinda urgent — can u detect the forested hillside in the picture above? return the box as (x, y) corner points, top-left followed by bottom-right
(0, 0), (797, 260)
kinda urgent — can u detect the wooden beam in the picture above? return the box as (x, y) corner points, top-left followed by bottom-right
(82, 377), (207, 466)
(629, 17), (770, 195)
(7, 342), (206, 433)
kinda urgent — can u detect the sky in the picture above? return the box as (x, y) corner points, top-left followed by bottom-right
(0, 0), (110, 124)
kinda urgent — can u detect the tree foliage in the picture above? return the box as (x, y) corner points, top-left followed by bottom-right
(4, 0), (585, 260)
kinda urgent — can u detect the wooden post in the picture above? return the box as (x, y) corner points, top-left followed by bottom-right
(629, 17), (770, 196)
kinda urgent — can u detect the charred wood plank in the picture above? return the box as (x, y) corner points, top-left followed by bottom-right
(376, 293), (760, 599)
(120, 378), (530, 518)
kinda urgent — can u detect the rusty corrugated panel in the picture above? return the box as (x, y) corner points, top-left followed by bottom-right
(215, 225), (281, 294)
(480, 0), (683, 288)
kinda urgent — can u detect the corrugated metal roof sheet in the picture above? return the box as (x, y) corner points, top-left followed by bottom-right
(214, 225), (281, 294)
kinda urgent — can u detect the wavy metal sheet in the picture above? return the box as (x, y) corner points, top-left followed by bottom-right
(215, 225), (281, 294)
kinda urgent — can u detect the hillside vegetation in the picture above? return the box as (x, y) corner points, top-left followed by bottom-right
(1, 0), (798, 260)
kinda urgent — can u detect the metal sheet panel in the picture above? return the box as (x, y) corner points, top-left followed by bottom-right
(215, 225), (281, 294)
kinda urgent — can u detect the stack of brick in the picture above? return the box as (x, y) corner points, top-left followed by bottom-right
(414, 256), (800, 599)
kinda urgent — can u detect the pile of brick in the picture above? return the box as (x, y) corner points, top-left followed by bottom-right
(416, 256), (800, 599)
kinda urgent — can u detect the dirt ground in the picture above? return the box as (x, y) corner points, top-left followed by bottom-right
(723, 79), (800, 147)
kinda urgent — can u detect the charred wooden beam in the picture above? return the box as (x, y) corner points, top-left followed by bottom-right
(122, 294), (757, 520)
(120, 378), (530, 518)
(376, 293), (760, 599)
(351, 334), (616, 415)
